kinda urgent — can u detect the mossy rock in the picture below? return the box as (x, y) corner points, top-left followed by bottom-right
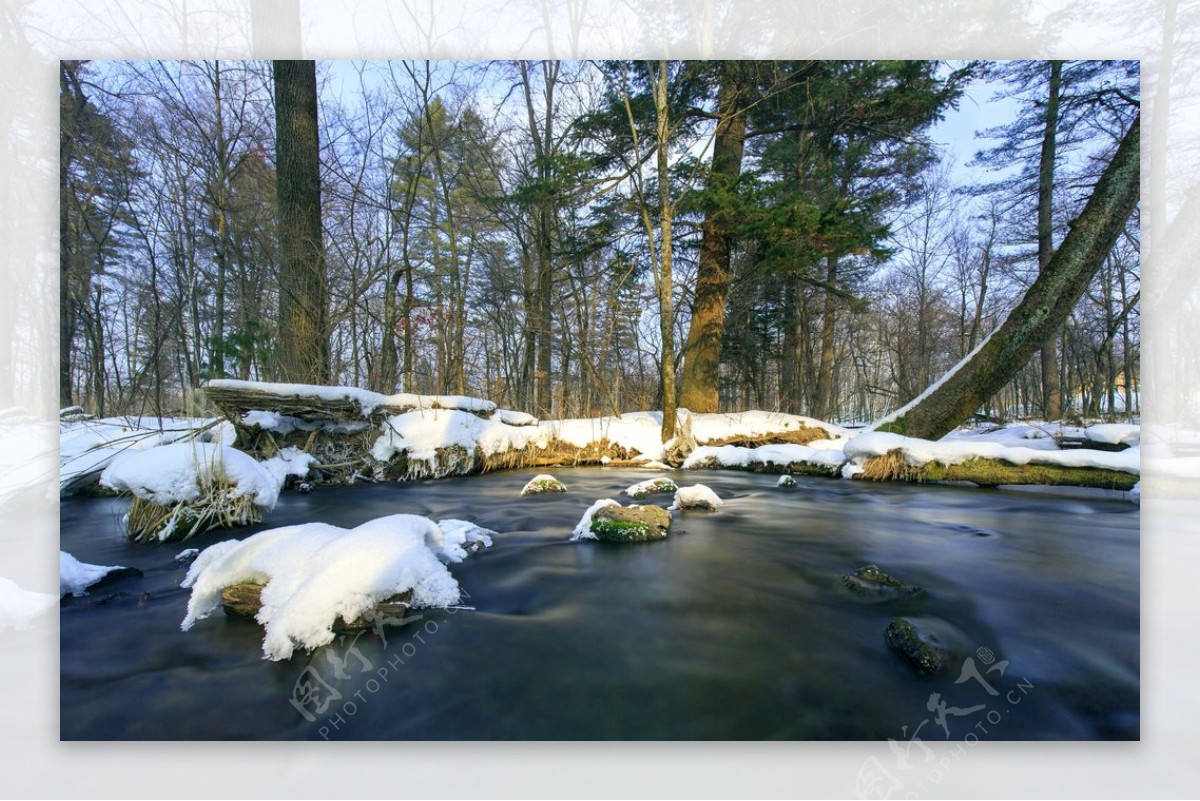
(624, 478), (678, 499)
(885, 615), (971, 675)
(777, 475), (797, 488)
(842, 564), (924, 601)
(520, 474), (568, 495)
(590, 504), (671, 543)
(220, 583), (413, 631)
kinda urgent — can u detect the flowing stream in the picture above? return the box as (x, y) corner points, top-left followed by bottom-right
(60, 468), (1139, 740)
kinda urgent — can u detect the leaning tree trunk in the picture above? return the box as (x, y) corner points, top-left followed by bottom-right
(878, 114), (1139, 441)
(273, 60), (330, 384)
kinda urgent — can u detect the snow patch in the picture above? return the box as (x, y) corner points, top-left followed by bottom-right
(1085, 424), (1140, 447)
(260, 446), (316, 488)
(100, 441), (280, 508)
(0, 577), (57, 631)
(60, 551), (127, 597)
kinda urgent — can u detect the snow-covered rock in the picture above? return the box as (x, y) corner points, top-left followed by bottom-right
(669, 484), (723, 511)
(622, 477), (677, 499)
(521, 474), (567, 495)
(181, 513), (492, 661)
(60, 551), (129, 597)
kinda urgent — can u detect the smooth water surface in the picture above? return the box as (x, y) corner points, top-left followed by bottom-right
(60, 468), (1139, 740)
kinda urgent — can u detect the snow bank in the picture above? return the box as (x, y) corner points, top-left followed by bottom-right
(571, 499), (621, 541)
(372, 408), (547, 464)
(60, 415), (216, 493)
(542, 413), (666, 461)
(100, 441), (281, 508)
(670, 484), (723, 511)
(843, 431), (1140, 474)
(683, 443), (847, 472)
(60, 551), (127, 597)
(0, 577), (57, 631)
(181, 514), (492, 660)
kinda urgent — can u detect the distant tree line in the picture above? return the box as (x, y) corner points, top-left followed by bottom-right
(60, 58), (1139, 428)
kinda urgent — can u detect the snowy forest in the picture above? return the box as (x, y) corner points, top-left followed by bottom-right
(56, 58), (1144, 743)
(60, 59), (1140, 430)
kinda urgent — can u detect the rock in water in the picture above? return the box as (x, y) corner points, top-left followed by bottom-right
(590, 504), (672, 543)
(842, 564), (924, 601)
(623, 477), (678, 499)
(520, 474), (567, 495)
(776, 475), (797, 488)
(885, 616), (971, 675)
(221, 583), (414, 631)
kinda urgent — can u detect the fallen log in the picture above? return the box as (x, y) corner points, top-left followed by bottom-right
(698, 425), (830, 448)
(221, 583), (414, 631)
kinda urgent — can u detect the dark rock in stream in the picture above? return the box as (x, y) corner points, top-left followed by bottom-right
(590, 504), (671, 543)
(842, 564), (924, 601)
(885, 615), (972, 675)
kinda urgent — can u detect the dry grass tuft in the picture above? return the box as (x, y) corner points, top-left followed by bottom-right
(124, 463), (262, 543)
(858, 450), (917, 482)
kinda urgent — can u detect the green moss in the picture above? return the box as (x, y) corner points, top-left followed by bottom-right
(628, 479), (677, 499)
(918, 457), (1137, 490)
(589, 518), (664, 543)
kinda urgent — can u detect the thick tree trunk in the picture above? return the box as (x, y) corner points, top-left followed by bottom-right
(879, 115), (1139, 440)
(272, 60), (330, 384)
(678, 68), (747, 413)
(1038, 61), (1063, 419)
(815, 253), (839, 420)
